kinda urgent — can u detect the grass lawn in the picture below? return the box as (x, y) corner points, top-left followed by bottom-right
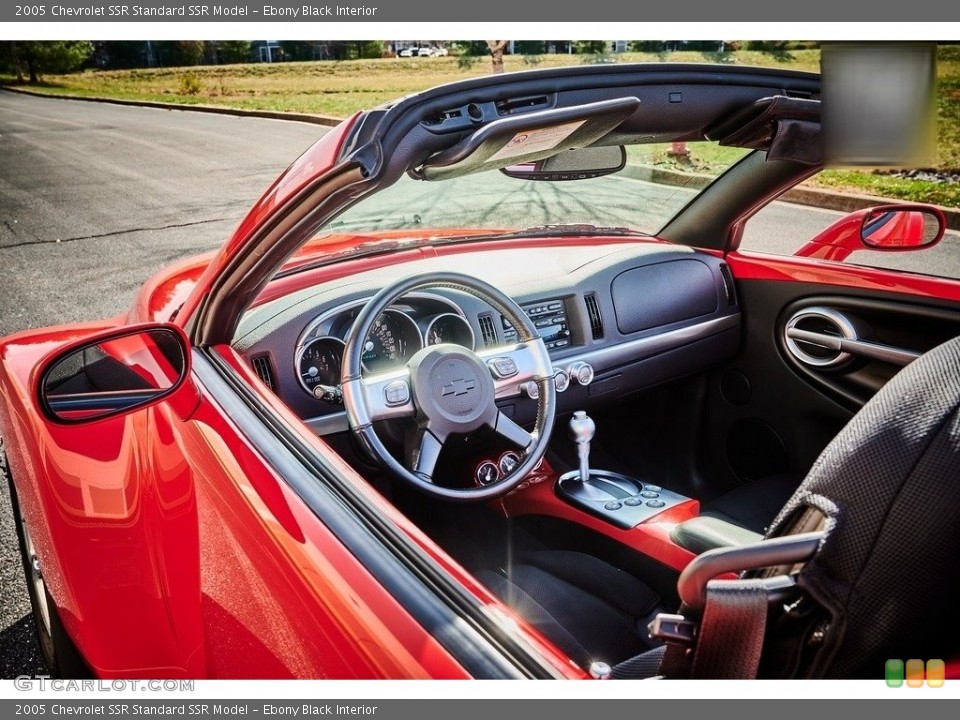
(3, 47), (958, 207)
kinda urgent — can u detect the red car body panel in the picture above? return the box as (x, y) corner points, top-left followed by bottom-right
(130, 254), (214, 325)
(727, 250), (960, 302)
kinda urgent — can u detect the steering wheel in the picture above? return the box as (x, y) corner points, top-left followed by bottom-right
(341, 272), (556, 501)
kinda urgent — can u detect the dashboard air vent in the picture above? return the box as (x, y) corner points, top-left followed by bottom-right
(478, 313), (497, 347)
(719, 263), (737, 306)
(783, 307), (856, 369)
(251, 354), (276, 391)
(584, 293), (604, 340)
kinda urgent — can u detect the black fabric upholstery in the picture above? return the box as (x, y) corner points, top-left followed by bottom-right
(702, 473), (801, 534)
(766, 335), (960, 678)
(475, 550), (662, 668)
(611, 645), (666, 679)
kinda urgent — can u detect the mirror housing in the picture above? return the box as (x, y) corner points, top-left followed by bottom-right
(794, 203), (947, 262)
(40, 325), (190, 424)
(860, 205), (945, 250)
(500, 146), (626, 181)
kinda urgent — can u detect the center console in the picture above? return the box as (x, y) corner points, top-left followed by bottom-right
(494, 409), (755, 574)
(497, 409), (703, 574)
(556, 469), (691, 530)
(555, 410), (692, 530)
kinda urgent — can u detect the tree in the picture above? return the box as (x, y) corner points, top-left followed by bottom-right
(214, 41), (252, 64)
(0, 41), (93, 83)
(514, 41), (546, 55)
(486, 40), (508, 74)
(574, 41), (608, 54)
(153, 41), (204, 67)
(95, 41), (149, 69)
(451, 41), (488, 56)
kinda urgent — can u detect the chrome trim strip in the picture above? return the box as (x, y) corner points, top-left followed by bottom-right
(785, 327), (920, 367)
(557, 313), (739, 375)
(305, 411), (350, 435)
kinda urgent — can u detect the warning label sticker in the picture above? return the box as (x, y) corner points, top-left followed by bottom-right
(487, 120), (586, 163)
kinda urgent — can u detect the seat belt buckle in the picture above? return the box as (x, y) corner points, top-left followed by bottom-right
(648, 613), (697, 646)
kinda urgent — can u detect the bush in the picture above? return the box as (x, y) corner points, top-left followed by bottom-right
(457, 53), (479, 70)
(178, 71), (201, 95)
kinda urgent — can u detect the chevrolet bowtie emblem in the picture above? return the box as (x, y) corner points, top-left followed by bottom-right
(441, 378), (476, 397)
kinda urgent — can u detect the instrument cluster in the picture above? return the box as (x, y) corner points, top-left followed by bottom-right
(295, 296), (476, 399)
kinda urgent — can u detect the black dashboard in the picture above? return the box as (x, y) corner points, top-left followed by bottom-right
(234, 241), (741, 437)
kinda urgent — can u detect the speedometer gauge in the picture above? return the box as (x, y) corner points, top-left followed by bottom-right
(361, 310), (422, 373)
(425, 313), (475, 350)
(297, 337), (344, 395)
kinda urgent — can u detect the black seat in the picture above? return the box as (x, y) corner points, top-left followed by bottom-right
(700, 473), (801, 534)
(475, 550), (664, 669)
(480, 335), (960, 677)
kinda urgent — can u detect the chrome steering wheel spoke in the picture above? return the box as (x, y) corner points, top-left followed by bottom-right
(343, 367), (415, 425)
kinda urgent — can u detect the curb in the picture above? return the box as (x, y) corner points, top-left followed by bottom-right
(621, 164), (960, 231)
(0, 85), (342, 128)
(5, 85), (959, 230)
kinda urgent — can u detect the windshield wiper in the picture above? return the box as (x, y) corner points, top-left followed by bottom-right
(444, 223), (648, 243)
(275, 223), (647, 279)
(325, 214), (424, 230)
(504, 223), (646, 237)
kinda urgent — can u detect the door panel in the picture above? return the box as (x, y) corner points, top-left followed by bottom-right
(698, 251), (960, 497)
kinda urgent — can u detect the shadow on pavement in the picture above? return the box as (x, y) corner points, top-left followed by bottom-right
(0, 613), (47, 679)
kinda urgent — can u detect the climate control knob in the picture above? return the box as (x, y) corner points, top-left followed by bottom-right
(568, 361), (595, 386)
(523, 380), (540, 400)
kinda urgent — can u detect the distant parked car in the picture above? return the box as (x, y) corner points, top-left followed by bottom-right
(417, 47), (436, 57)
(398, 47), (420, 57)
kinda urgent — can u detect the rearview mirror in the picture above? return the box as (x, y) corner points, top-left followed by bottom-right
(501, 146), (626, 181)
(41, 326), (189, 423)
(860, 205), (945, 250)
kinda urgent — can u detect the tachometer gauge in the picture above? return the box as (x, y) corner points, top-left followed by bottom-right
(361, 310), (422, 373)
(297, 337), (345, 395)
(424, 313), (475, 350)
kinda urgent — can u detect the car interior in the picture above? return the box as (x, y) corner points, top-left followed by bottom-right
(225, 66), (960, 677)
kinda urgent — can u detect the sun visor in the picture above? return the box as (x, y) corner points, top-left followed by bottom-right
(706, 95), (822, 165)
(414, 97), (641, 181)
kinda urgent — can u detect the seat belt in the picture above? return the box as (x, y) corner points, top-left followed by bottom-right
(655, 578), (769, 679)
(691, 578), (768, 678)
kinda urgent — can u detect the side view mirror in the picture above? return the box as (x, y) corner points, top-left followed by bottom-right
(794, 203), (947, 262)
(860, 205), (945, 250)
(40, 325), (190, 424)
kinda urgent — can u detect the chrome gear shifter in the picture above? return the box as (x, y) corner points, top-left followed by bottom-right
(559, 410), (684, 529)
(569, 410), (596, 483)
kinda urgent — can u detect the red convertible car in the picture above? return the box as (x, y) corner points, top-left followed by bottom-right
(1, 63), (959, 681)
